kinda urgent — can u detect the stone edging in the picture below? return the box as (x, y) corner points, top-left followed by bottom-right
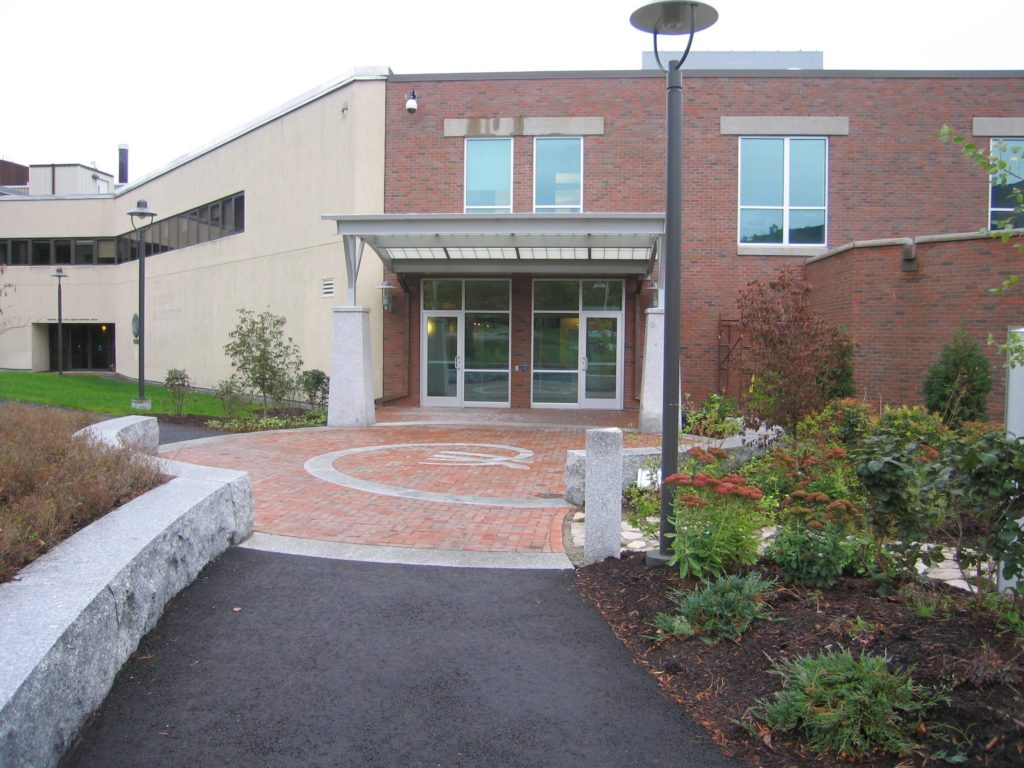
(0, 416), (254, 768)
(564, 428), (778, 507)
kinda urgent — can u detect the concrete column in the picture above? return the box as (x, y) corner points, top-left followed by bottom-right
(327, 306), (375, 427)
(639, 308), (681, 435)
(999, 327), (1024, 593)
(584, 427), (623, 565)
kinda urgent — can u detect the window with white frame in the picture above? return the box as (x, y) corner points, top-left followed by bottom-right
(465, 138), (512, 214)
(739, 137), (827, 245)
(534, 137), (582, 213)
(990, 138), (1024, 231)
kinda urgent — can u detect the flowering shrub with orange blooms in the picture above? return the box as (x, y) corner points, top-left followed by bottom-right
(663, 449), (769, 579)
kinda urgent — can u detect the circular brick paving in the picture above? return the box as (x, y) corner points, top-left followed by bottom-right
(305, 442), (568, 508)
(160, 421), (650, 553)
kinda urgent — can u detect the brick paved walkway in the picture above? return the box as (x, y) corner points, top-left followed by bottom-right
(161, 408), (654, 554)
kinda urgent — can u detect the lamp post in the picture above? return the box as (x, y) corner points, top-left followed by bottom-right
(630, 1), (718, 566)
(128, 200), (157, 409)
(51, 267), (66, 376)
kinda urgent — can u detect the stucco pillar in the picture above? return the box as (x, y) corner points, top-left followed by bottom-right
(327, 306), (375, 427)
(639, 307), (681, 434)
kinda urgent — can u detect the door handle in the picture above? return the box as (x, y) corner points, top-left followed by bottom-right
(455, 355), (463, 370)
(581, 356), (588, 371)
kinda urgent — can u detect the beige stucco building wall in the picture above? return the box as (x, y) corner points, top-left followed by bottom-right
(0, 70), (388, 398)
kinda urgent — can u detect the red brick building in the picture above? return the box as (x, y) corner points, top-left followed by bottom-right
(343, 69), (1023, 421)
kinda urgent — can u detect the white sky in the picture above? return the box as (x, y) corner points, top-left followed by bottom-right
(2, 0), (1020, 181)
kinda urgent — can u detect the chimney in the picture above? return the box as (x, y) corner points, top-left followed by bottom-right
(118, 145), (128, 185)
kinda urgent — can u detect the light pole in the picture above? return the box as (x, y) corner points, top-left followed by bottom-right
(51, 267), (65, 376)
(128, 200), (157, 409)
(630, 1), (719, 566)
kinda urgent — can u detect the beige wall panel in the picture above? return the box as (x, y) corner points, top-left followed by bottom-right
(0, 264), (121, 369)
(0, 78), (387, 395)
(0, 198), (116, 237)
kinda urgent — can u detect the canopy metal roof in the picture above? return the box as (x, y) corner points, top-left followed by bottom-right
(323, 214), (664, 300)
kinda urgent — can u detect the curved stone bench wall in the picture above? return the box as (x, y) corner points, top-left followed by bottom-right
(0, 417), (254, 768)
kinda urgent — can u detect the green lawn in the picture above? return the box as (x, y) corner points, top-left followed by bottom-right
(0, 371), (254, 418)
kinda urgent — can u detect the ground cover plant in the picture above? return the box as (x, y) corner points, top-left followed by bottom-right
(580, 397), (1024, 767)
(0, 403), (166, 582)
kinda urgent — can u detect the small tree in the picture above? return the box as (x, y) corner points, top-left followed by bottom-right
(223, 309), (303, 416)
(163, 369), (193, 417)
(736, 266), (850, 434)
(922, 327), (992, 425)
(298, 369), (329, 410)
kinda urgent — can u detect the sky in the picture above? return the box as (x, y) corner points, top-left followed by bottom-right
(2, 0), (1020, 181)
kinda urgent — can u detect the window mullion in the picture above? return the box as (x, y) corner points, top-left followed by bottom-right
(782, 138), (791, 245)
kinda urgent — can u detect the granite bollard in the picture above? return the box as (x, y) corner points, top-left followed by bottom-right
(584, 427), (623, 565)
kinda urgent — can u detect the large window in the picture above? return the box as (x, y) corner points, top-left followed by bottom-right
(465, 138), (512, 214)
(739, 137), (827, 245)
(990, 138), (1023, 230)
(116, 192), (244, 261)
(534, 137), (582, 213)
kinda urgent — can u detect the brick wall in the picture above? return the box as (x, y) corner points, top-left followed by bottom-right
(807, 237), (1024, 421)
(383, 72), (1024, 410)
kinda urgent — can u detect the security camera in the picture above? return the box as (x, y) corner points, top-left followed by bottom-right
(405, 91), (418, 114)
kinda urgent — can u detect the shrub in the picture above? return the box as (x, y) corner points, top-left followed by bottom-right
(751, 649), (941, 760)
(623, 482), (660, 537)
(223, 308), (303, 415)
(818, 328), (856, 402)
(664, 452), (767, 579)
(656, 572), (774, 643)
(768, 519), (860, 587)
(0, 404), (165, 582)
(923, 327), (993, 425)
(298, 368), (330, 410)
(163, 368), (192, 417)
(852, 424), (947, 580)
(795, 398), (876, 448)
(214, 375), (246, 421)
(682, 392), (742, 439)
(943, 430), (1024, 607)
(736, 265), (853, 433)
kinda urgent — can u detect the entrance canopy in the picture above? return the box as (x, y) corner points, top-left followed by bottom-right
(323, 213), (664, 303)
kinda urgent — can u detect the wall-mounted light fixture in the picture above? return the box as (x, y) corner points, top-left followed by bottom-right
(378, 281), (394, 312)
(405, 90), (418, 114)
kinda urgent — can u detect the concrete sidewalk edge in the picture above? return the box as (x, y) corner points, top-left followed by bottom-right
(239, 532), (574, 570)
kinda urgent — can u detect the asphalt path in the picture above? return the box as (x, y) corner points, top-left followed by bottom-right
(60, 548), (739, 768)
(157, 418), (226, 445)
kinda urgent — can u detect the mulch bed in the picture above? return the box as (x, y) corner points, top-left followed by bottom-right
(576, 552), (1024, 767)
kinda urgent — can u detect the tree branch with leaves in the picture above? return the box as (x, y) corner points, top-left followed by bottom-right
(939, 126), (1023, 366)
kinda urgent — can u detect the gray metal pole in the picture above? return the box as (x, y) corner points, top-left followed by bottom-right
(648, 62), (683, 566)
(56, 277), (63, 376)
(137, 228), (145, 402)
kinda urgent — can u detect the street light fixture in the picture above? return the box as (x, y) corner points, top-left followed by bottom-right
(630, 1), (719, 566)
(128, 199), (157, 409)
(51, 267), (66, 376)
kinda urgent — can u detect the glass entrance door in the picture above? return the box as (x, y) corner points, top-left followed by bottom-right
(421, 279), (512, 407)
(423, 313), (460, 405)
(532, 280), (624, 409)
(581, 314), (621, 408)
